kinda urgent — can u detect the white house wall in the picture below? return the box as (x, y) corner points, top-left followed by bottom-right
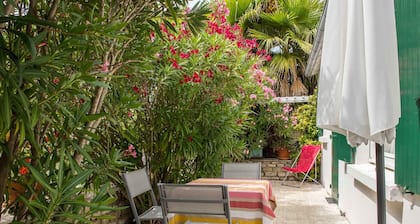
(318, 134), (420, 223)
(320, 129), (332, 195)
(402, 194), (420, 224)
(338, 160), (403, 224)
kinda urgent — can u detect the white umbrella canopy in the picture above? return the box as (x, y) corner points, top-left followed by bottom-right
(317, 0), (400, 147)
(316, 0), (401, 223)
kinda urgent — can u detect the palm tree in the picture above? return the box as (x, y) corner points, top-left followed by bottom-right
(227, 0), (323, 96)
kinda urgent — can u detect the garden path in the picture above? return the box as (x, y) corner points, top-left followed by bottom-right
(272, 181), (350, 224)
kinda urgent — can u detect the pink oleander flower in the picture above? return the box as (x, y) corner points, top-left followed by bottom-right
(180, 52), (191, 59)
(100, 61), (109, 72)
(265, 76), (276, 85)
(124, 144), (137, 158)
(274, 97), (282, 103)
(230, 99), (239, 106)
(150, 32), (155, 42)
(263, 86), (275, 99)
(127, 111), (133, 118)
(160, 23), (168, 33)
(192, 72), (201, 83)
(190, 49), (199, 54)
(283, 104), (293, 113)
(180, 21), (189, 35)
(170, 58), (182, 69)
(37, 42), (48, 48)
(170, 46), (177, 55)
(52, 77), (60, 84)
(292, 116), (298, 126)
(207, 70), (214, 78)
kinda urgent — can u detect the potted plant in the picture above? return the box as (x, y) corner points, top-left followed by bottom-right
(272, 136), (292, 160)
(269, 103), (297, 160)
(246, 100), (297, 159)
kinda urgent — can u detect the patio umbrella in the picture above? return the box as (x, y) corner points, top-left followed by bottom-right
(314, 0), (401, 223)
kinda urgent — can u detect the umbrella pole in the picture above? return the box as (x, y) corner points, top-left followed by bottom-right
(375, 143), (386, 224)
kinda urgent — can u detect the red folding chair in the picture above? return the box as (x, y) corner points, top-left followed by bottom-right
(282, 144), (321, 187)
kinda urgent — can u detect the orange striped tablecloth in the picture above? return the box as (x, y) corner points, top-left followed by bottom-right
(169, 178), (277, 224)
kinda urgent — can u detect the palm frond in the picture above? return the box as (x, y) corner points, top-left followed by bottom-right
(186, 1), (211, 35)
(226, 0), (254, 24)
(260, 11), (296, 28)
(238, 4), (262, 26)
(287, 31), (312, 54)
(270, 54), (301, 74)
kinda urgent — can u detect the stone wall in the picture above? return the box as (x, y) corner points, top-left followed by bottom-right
(250, 158), (294, 180)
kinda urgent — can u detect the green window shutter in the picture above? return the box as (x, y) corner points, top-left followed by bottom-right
(331, 133), (355, 200)
(395, 0), (420, 194)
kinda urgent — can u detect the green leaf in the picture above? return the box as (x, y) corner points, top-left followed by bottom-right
(30, 106), (39, 128)
(18, 121), (25, 146)
(72, 142), (94, 164)
(62, 170), (93, 194)
(1, 87), (11, 131)
(9, 29), (36, 60)
(164, 0), (177, 22)
(27, 164), (57, 197)
(19, 196), (46, 220)
(57, 152), (64, 190)
(81, 113), (106, 123)
(54, 212), (91, 223)
(90, 81), (110, 88)
(0, 15), (58, 27)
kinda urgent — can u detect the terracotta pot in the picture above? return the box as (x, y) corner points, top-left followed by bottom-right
(276, 147), (290, 160)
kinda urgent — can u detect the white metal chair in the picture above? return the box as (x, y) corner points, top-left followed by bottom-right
(122, 168), (163, 224)
(158, 183), (231, 224)
(222, 162), (261, 179)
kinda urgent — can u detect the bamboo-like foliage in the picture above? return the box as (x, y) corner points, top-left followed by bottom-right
(0, 0), (208, 222)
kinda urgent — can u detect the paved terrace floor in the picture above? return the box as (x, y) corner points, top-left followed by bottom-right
(273, 180), (349, 224)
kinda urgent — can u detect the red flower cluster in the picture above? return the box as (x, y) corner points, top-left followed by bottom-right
(170, 58), (182, 69)
(180, 52), (190, 59)
(170, 46), (177, 55)
(236, 39), (258, 49)
(132, 86), (148, 96)
(204, 1), (272, 62)
(217, 64), (229, 72)
(180, 69), (215, 85)
(160, 21), (190, 41)
(190, 49), (199, 54)
(132, 86), (140, 93)
(204, 45), (220, 58)
(215, 95), (224, 104)
(202, 69), (214, 78)
(19, 166), (29, 175)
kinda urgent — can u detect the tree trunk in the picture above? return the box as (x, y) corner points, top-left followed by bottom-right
(0, 130), (19, 220)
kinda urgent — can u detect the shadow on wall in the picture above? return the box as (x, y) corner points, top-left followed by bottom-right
(354, 180), (403, 223)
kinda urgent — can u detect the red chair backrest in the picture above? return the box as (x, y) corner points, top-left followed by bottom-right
(296, 145), (321, 172)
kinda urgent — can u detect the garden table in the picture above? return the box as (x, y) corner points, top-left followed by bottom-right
(167, 178), (276, 224)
